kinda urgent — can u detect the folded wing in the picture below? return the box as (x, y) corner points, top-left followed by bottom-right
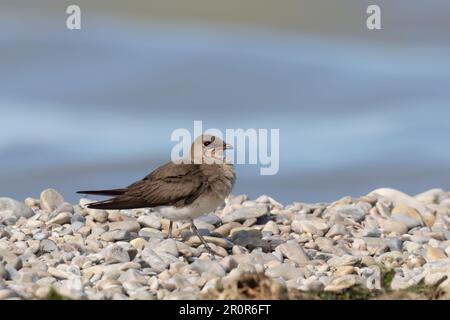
(83, 163), (206, 210)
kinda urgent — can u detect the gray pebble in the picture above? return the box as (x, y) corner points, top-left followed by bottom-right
(0, 198), (35, 220)
(109, 221), (141, 233)
(190, 259), (226, 277)
(222, 204), (269, 223)
(276, 242), (310, 266)
(137, 215), (161, 229)
(40, 239), (58, 253)
(104, 245), (130, 264)
(141, 248), (168, 273)
(101, 230), (131, 242)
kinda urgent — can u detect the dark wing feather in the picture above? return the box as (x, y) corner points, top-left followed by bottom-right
(76, 189), (127, 196)
(87, 162), (206, 210)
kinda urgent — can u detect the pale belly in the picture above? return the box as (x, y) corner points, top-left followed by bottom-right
(154, 194), (225, 221)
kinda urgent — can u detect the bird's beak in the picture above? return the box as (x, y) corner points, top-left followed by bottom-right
(223, 143), (233, 150)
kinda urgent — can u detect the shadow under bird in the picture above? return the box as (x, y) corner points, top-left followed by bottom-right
(77, 135), (235, 256)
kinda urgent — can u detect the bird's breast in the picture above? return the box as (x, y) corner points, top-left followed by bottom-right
(155, 192), (224, 221)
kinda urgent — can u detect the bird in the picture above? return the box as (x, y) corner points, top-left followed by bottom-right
(77, 134), (235, 257)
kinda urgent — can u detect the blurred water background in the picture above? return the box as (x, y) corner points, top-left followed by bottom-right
(1, 0), (449, 205)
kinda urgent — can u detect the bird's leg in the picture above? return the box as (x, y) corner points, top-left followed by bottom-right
(190, 222), (218, 259)
(168, 220), (173, 239)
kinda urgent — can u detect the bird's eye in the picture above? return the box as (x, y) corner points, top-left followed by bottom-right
(203, 141), (211, 146)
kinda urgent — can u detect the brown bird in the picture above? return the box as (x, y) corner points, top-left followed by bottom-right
(77, 135), (235, 256)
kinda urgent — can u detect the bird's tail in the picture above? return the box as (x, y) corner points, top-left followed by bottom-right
(76, 189), (127, 196)
(77, 189), (147, 210)
(85, 198), (147, 210)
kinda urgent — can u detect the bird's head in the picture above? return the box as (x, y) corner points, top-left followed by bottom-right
(190, 134), (233, 164)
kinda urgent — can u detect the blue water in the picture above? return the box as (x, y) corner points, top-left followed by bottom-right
(1, 10), (450, 204)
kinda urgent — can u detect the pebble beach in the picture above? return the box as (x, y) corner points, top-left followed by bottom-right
(1, 188), (450, 300)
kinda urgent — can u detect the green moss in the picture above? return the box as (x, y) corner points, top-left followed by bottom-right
(46, 287), (70, 300)
(380, 268), (396, 290)
(403, 280), (446, 300)
(297, 285), (381, 300)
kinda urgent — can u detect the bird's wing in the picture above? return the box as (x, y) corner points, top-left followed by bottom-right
(76, 189), (127, 196)
(87, 163), (206, 210)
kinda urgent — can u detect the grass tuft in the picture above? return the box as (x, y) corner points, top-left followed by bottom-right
(46, 287), (71, 300)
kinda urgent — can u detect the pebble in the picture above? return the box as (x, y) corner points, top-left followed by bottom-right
(130, 238), (148, 250)
(370, 188), (426, 213)
(221, 204), (269, 223)
(71, 213), (85, 224)
(403, 241), (422, 253)
(391, 214), (422, 230)
(324, 275), (359, 292)
(265, 264), (303, 280)
(118, 269), (147, 285)
(137, 215), (161, 229)
(2, 259), (22, 273)
(40, 189), (65, 213)
(187, 235), (234, 249)
(226, 194), (247, 205)
(229, 229), (269, 251)
(276, 242), (310, 266)
(33, 231), (51, 240)
(392, 203), (423, 226)
(364, 236), (403, 253)
(195, 214), (222, 226)
(424, 272), (447, 286)
(291, 220), (327, 236)
(0, 198), (35, 220)
(47, 212), (72, 225)
(24, 197), (39, 208)
(377, 219), (408, 235)
(0, 289), (17, 300)
(54, 202), (74, 214)
(91, 210), (109, 223)
(154, 239), (179, 257)
(377, 251), (404, 268)
(108, 221), (141, 233)
(190, 259), (226, 277)
(100, 230), (131, 242)
(330, 205), (367, 222)
(25, 220), (44, 228)
(327, 255), (360, 267)
(1, 187), (450, 300)
(107, 212), (130, 222)
(326, 223), (349, 237)
(334, 266), (355, 276)
(415, 188), (446, 204)
(104, 245), (131, 264)
(39, 239), (58, 253)
(47, 267), (72, 280)
(138, 228), (165, 239)
(406, 255), (426, 268)
(213, 222), (241, 237)
(262, 220), (280, 234)
(141, 248), (168, 273)
(425, 246), (447, 261)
